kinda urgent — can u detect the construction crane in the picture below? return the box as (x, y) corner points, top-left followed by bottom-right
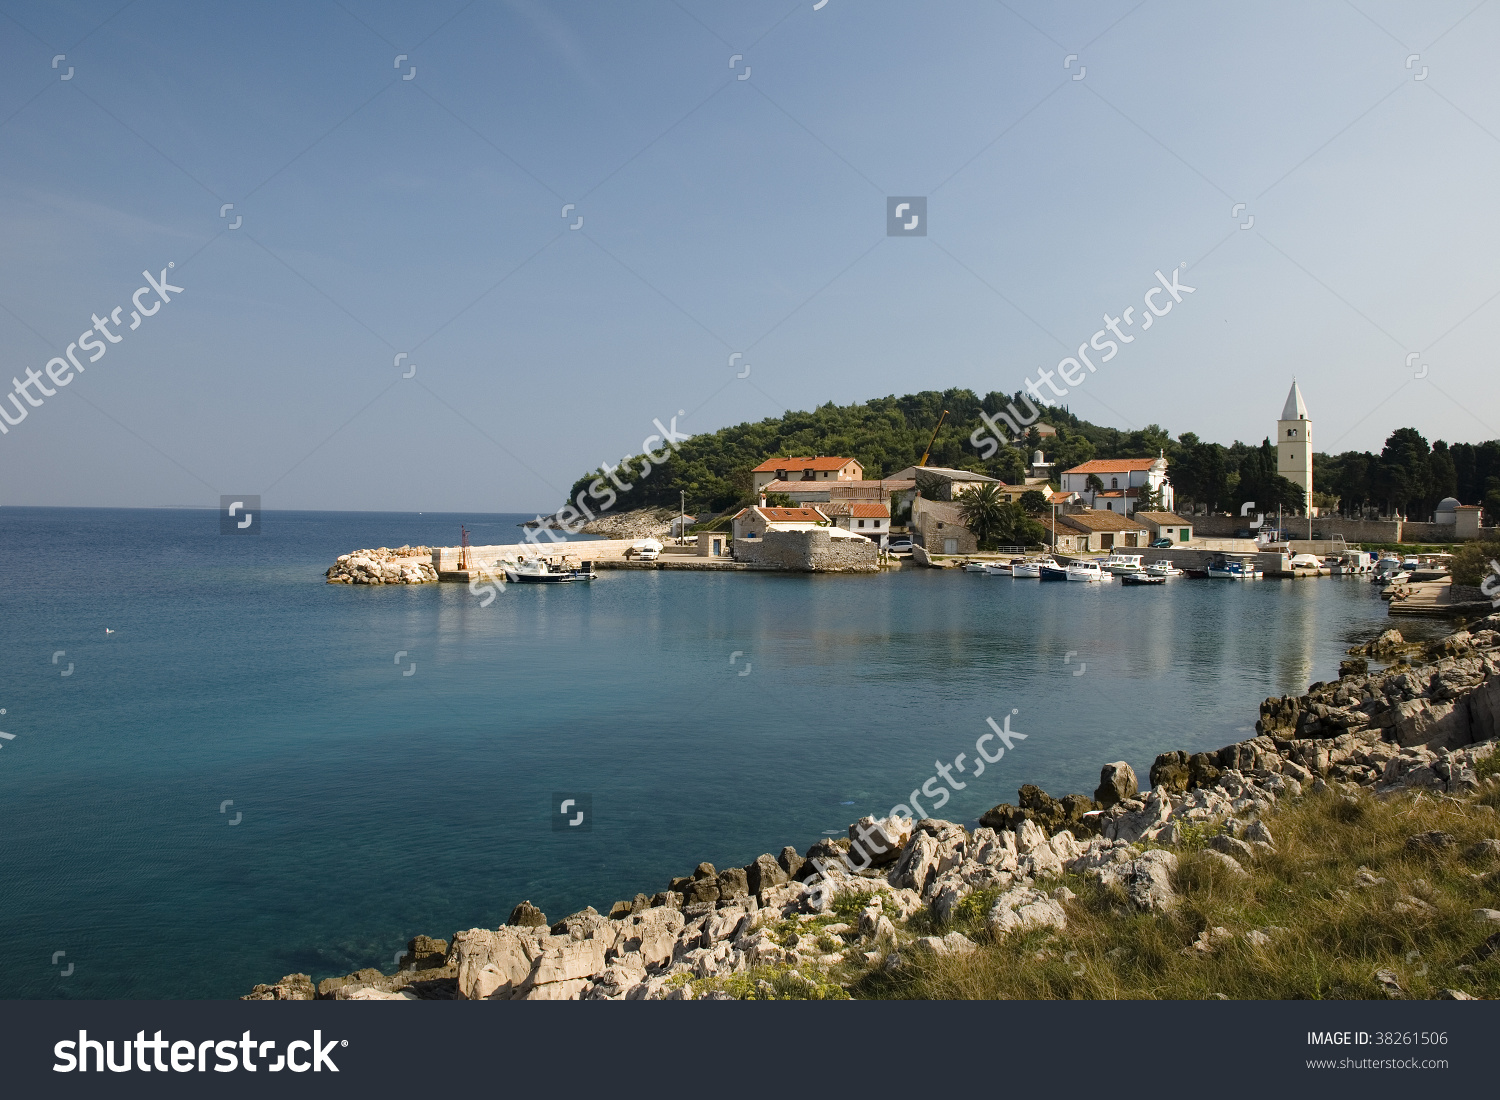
(918, 410), (949, 467)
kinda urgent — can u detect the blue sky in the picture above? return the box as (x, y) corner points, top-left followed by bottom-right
(2, 0), (1499, 512)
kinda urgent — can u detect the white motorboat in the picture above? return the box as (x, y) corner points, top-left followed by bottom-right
(1065, 560), (1106, 582)
(1144, 559), (1183, 577)
(961, 561), (990, 573)
(508, 557), (597, 583)
(1371, 555), (1403, 583)
(1012, 558), (1054, 579)
(983, 558), (1022, 575)
(1102, 553), (1145, 575)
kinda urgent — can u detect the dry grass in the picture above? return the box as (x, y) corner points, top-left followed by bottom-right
(853, 786), (1500, 1000)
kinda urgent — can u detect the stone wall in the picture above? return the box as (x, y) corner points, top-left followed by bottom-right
(732, 530), (878, 572)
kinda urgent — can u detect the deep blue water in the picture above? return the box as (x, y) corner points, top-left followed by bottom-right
(0, 507), (1431, 998)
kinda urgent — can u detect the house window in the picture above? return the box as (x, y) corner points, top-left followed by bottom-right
(1111, 477), (1118, 488)
(857, 519), (866, 528)
(1106, 502), (1113, 511)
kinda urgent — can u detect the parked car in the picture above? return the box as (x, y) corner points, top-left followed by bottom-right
(1150, 538), (1173, 548)
(887, 536), (913, 556)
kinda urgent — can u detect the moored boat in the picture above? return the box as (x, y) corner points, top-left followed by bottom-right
(1065, 560), (1106, 582)
(1013, 557), (1055, 579)
(508, 557), (597, 583)
(1144, 559), (1183, 577)
(1120, 571), (1167, 585)
(1039, 560), (1069, 581)
(1102, 553), (1145, 575)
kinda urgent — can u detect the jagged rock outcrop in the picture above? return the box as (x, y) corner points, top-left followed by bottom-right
(325, 546), (437, 585)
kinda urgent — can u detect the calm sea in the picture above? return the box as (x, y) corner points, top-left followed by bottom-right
(0, 507), (1435, 998)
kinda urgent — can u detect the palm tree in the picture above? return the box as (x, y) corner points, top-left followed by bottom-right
(958, 482), (1011, 549)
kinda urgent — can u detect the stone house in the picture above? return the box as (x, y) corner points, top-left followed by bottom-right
(911, 498), (978, 556)
(1041, 509), (1150, 552)
(730, 506), (829, 542)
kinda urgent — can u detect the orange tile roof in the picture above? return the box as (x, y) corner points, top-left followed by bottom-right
(1064, 458), (1163, 474)
(752, 456), (860, 473)
(756, 507), (827, 523)
(847, 503), (890, 518)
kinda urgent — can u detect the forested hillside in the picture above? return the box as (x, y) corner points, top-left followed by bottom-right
(560, 389), (1500, 523)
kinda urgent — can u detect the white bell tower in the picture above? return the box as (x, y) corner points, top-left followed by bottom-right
(1277, 380), (1313, 513)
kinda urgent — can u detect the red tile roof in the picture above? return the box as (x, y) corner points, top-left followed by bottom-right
(847, 503), (890, 518)
(756, 507), (827, 523)
(752, 456), (860, 473)
(1064, 458), (1163, 474)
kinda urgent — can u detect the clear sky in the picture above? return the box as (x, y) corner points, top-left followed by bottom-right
(2, 0), (1498, 512)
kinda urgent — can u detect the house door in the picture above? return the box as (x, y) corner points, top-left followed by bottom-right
(1101, 534), (1114, 549)
(943, 538), (958, 554)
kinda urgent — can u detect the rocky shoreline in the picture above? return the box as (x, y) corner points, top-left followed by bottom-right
(324, 546), (437, 585)
(246, 611), (1500, 1002)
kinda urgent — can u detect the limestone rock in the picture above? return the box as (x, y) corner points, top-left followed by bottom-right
(453, 927), (545, 1000)
(1094, 761), (1139, 808)
(242, 973), (315, 1001)
(1199, 849), (1248, 876)
(848, 815), (910, 866)
(986, 885), (1068, 938)
(746, 854), (788, 896)
(508, 901), (548, 928)
(1208, 834), (1257, 862)
(1406, 831), (1456, 853)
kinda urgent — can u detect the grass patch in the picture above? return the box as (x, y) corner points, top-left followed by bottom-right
(850, 787), (1500, 1000)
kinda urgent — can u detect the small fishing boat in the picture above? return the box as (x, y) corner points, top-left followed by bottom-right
(961, 561), (990, 573)
(1102, 553), (1145, 575)
(982, 558), (1023, 575)
(1120, 571), (1167, 585)
(1013, 557), (1054, 579)
(1039, 559), (1069, 581)
(1207, 555), (1261, 579)
(509, 557), (597, 583)
(1065, 560), (1106, 582)
(1144, 559), (1183, 577)
(1371, 555), (1403, 584)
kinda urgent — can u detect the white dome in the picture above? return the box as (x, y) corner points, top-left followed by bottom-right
(1436, 497), (1460, 513)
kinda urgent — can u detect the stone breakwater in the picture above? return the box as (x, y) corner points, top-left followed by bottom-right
(246, 612), (1500, 1002)
(324, 546), (437, 585)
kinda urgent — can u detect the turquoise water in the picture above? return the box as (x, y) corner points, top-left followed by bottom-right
(0, 507), (1425, 998)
